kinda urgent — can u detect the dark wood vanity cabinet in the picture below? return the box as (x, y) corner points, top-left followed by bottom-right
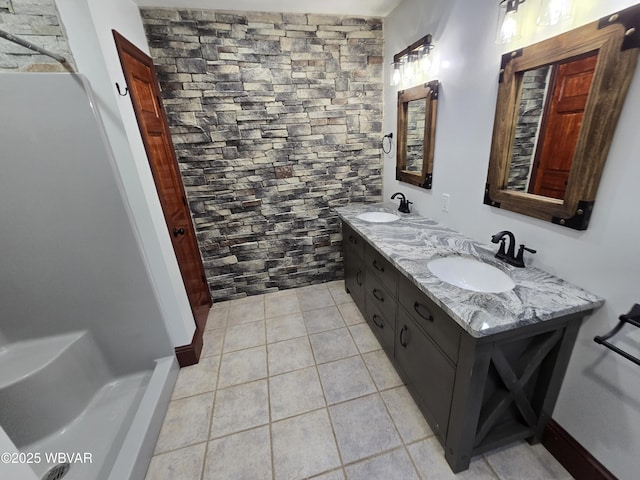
(342, 221), (587, 473)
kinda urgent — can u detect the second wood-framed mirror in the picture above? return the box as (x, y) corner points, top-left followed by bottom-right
(396, 81), (439, 189)
(485, 4), (640, 230)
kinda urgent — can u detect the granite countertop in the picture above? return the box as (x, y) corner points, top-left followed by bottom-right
(336, 202), (604, 338)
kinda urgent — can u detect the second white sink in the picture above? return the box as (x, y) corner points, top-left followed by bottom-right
(356, 211), (400, 223)
(427, 256), (515, 293)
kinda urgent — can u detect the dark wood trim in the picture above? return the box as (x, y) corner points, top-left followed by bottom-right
(174, 306), (209, 367)
(542, 419), (617, 480)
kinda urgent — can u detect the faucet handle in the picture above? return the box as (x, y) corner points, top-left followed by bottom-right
(514, 244), (536, 267)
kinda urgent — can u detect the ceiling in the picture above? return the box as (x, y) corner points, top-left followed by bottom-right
(133, 0), (405, 17)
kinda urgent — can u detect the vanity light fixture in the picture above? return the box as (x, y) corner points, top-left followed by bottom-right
(390, 34), (435, 89)
(536, 0), (573, 26)
(497, 0), (525, 44)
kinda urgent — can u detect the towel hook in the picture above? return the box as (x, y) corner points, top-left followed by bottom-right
(115, 82), (128, 97)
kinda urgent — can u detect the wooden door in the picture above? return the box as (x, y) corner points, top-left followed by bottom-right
(529, 53), (598, 199)
(113, 31), (211, 366)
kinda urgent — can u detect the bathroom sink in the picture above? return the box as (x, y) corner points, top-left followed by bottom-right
(356, 211), (400, 223)
(427, 257), (515, 293)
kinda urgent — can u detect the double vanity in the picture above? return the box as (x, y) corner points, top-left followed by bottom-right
(337, 203), (603, 472)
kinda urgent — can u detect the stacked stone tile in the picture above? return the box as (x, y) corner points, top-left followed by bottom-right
(0, 0), (75, 71)
(141, 9), (384, 301)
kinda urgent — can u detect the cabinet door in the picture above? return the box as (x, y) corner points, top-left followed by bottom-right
(343, 223), (366, 312)
(399, 276), (460, 364)
(345, 254), (366, 313)
(365, 297), (395, 355)
(396, 315), (456, 443)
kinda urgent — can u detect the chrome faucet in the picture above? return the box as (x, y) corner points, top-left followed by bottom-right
(391, 192), (412, 213)
(491, 230), (536, 268)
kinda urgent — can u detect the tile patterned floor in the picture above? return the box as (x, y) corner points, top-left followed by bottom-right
(145, 281), (574, 480)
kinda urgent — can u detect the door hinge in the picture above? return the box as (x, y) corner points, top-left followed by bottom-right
(202, 274), (208, 285)
(182, 195), (187, 206)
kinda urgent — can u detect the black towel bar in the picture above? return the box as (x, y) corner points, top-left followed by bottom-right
(594, 304), (640, 367)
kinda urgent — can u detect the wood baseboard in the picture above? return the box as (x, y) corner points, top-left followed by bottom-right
(174, 304), (210, 367)
(542, 419), (617, 480)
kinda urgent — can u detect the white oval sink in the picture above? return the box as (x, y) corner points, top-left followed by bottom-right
(427, 257), (515, 293)
(356, 211), (400, 223)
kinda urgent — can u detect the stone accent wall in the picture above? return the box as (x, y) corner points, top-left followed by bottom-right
(507, 66), (550, 191)
(0, 0), (75, 71)
(141, 8), (384, 301)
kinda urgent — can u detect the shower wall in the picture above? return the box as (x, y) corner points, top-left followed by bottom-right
(141, 9), (384, 301)
(0, 72), (173, 375)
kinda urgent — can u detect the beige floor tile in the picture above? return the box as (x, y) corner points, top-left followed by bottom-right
(154, 393), (214, 454)
(272, 409), (341, 480)
(201, 328), (224, 358)
(344, 447), (420, 480)
(297, 284), (335, 311)
(217, 345), (267, 389)
(172, 355), (220, 400)
(362, 350), (404, 391)
(317, 355), (376, 405)
(266, 312), (307, 343)
(348, 323), (382, 354)
(310, 327), (359, 365)
(204, 425), (272, 480)
(337, 302), (366, 326)
(267, 336), (315, 376)
(327, 281), (352, 305)
(145, 443), (206, 480)
(329, 393), (402, 464)
(210, 379), (269, 439)
(408, 437), (498, 480)
(269, 367), (326, 421)
(309, 469), (345, 480)
(484, 442), (572, 480)
(206, 302), (229, 331)
(227, 295), (265, 326)
(222, 319), (265, 353)
(303, 306), (345, 334)
(380, 386), (432, 443)
(265, 290), (301, 318)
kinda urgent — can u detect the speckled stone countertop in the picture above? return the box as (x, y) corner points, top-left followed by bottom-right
(336, 202), (604, 338)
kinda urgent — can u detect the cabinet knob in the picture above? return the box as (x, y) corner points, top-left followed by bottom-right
(173, 227), (186, 237)
(349, 236), (358, 245)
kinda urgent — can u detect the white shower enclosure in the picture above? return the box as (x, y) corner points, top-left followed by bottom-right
(0, 73), (178, 480)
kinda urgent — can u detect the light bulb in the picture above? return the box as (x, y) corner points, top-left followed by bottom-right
(499, 10), (519, 44)
(403, 54), (417, 84)
(537, 0), (572, 26)
(391, 62), (402, 86)
(419, 47), (432, 74)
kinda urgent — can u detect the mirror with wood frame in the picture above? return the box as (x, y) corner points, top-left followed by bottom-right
(485, 4), (640, 230)
(396, 81), (438, 189)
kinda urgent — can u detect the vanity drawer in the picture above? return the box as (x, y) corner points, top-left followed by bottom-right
(365, 270), (397, 329)
(343, 223), (365, 260)
(365, 296), (395, 354)
(365, 245), (398, 296)
(399, 277), (461, 364)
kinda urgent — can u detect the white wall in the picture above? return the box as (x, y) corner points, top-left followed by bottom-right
(55, 0), (195, 347)
(385, 1), (640, 478)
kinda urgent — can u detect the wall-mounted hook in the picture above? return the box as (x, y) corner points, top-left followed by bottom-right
(115, 82), (128, 96)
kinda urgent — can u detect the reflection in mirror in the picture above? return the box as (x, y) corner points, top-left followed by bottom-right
(506, 53), (598, 200)
(406, 99), (426, 172)
(485, 4), (640, 230)
(396, 81), (438, 189)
